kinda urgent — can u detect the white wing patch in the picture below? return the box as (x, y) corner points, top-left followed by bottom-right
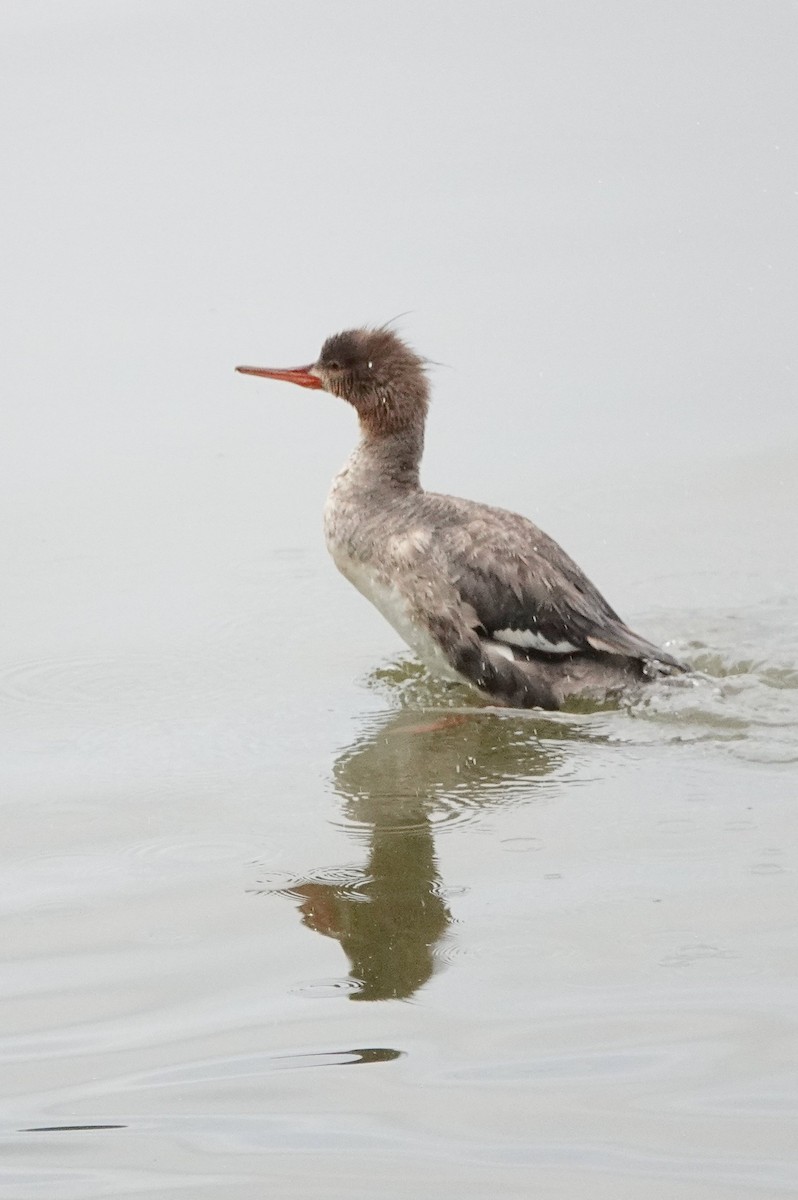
(587, 635), (621, 655)
(493, 626), (578, 654)
(486, 640), (515, 662)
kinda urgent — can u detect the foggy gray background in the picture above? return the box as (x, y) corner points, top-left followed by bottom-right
(2, 1), (796, 670)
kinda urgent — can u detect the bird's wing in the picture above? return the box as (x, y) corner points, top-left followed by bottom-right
(424, 495), (684, 669)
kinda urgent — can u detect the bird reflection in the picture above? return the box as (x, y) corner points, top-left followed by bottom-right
(271, 668), (601, 1001)
(291, 806), (446, 1002)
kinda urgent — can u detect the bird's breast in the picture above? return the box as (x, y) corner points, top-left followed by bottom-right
(322, 487), (461, 684)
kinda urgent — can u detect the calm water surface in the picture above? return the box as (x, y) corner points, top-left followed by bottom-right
(2, 449), (797, 1200)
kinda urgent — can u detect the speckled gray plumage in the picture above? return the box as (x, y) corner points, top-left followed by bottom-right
(239, 326), (687, 709)
(324, 429), (685, 709)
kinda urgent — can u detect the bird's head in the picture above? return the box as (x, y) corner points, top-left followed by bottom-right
(237, 327), (429, 436)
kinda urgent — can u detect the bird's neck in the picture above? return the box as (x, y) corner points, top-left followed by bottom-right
(349, 420), (425, 494)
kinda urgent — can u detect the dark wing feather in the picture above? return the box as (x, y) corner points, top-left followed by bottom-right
(423, 493), (684, 669)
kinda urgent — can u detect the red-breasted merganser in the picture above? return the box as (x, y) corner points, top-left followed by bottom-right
(237, 327), (687, 709)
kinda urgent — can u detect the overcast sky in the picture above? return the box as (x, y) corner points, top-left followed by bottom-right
(2, 2), (796, 650)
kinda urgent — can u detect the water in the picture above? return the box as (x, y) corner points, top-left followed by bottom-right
(2, 485), (797, 1197)
(2, 3), (797, 1197)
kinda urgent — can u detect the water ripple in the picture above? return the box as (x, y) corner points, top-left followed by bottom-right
(360, 597), (798, 773)
(624, 601), (798, 762)
(251, 866), (371, 900)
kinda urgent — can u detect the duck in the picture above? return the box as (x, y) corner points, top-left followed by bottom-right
(236, 326), (687, 709)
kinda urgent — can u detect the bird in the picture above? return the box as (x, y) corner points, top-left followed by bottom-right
(236, 326), (687, 710)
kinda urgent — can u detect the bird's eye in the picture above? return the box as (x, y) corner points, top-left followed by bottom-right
(326, 359), (341, 371)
